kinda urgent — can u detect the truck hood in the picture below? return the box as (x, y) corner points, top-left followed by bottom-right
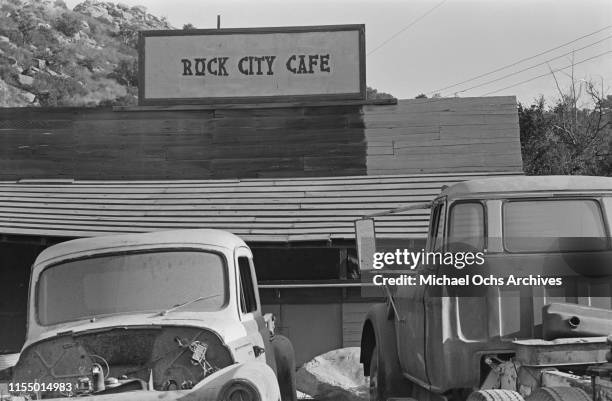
(23, 311), (248, 350)
(13, 315), (242, 397)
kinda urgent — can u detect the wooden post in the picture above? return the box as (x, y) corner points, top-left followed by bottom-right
(217, 15), (221, 29)
(339, 248), (348, 280)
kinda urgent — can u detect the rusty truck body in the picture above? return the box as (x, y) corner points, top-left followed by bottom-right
(6, 229), (297, 401)
(358, 175), (612, 401)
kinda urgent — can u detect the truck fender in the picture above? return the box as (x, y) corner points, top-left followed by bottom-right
(270, 334), (297, 401)
(360, 303), (406, 393)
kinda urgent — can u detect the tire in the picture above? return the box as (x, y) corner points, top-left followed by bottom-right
(467, 390), (525, 401)
(369, 345), (384, 401)
(525, 387), (591, 401)
(271, 335), (297, 401)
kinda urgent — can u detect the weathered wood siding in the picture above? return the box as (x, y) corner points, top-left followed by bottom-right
(0, 96), (522, 180)
(0, 106), (367, 180)
(342, 302), (373, 347)
(364, 96), (522, 173)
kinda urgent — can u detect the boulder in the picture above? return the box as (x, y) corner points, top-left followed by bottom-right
(33, 58), (47, 69)
(296, 348), (368, 401)
(54, 0), (68, 9)
(0, 79), (37, 107)
(75, 2), (113, 24)
(17, 74), (34, 86)
(0, 36), (10, 43)
(130, 5), (147, 14)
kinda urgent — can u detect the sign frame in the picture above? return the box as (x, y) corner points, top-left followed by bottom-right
(138, 24), (366, 105)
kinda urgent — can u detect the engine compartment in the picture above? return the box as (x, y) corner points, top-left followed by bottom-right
(11, 326), (233, 398)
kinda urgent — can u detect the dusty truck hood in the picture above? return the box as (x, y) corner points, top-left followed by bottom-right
(8, 362), (281, 401)
(12, 312), (258, 398)
(22, 311), (249, 351)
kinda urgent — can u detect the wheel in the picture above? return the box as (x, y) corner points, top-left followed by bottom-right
(271, 335), (297, 401)
(369, 345), (384, 401)
(525, 387), (591, 401)
(467, 389), (525, 401)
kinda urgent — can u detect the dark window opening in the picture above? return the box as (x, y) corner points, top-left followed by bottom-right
(238, 257), (257, 313)
(251, 247), (346, 281)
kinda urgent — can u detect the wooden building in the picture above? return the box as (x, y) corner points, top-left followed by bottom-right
(0, 96), (523, 365)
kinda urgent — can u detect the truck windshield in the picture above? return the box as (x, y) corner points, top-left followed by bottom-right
(37, 250), (228, 325)
(503, 199), (608, 252)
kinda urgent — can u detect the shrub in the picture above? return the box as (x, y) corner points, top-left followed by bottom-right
(11, 10), (36, 44)
(116, 23), (139, 48)
(54, 12), (81, 37)
(29, 26), (58, 48)
(108, 58), (137, 87)
(32, 74), (85, 106)
(0, 64), (20, 87)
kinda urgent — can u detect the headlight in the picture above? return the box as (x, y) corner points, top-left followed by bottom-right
(220, 379), (261, 401)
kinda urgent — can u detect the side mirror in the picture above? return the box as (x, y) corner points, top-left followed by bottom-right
(355, 218), (376, 272)
(263, 313), (276, 337)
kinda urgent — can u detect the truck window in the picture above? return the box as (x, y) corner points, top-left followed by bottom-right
(428, 203), (445, 251)
(433, 204), (446, 251)
(238, 256), (257, 314)
(37, 251), (228, 325)
(449, 202), (485, 250)
(503, 199), (607, 252)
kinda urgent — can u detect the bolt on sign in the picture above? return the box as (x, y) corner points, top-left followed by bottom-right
(138, 25), (366, 105)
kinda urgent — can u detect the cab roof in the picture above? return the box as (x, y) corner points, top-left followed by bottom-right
(441, 175), (612, 198)
(33, 229), (247, 266)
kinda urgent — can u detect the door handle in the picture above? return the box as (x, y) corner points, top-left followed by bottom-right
(253, 345), (265, 357)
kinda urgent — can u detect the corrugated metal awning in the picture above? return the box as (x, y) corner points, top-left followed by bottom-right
(0, 172), (521, 242)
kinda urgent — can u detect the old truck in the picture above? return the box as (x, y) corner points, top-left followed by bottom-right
(357, 175), (612, 401)
(5, 229), (297, 401)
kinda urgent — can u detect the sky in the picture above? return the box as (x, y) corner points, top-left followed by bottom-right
(66, 0), (612, 105)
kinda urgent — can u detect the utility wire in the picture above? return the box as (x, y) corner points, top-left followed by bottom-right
(428, 25), (612, 95)
(480, 50), (612, 96)
(450, 35), (612, 95)
(367, 0), (448, 56)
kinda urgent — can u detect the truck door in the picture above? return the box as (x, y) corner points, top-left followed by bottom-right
(394, 198), (445, 385)
(235, 247), (274, 367)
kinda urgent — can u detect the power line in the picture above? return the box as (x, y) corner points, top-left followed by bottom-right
(428, 25), (612, 95)
(449, 35), (612, 96)
(367, 0), (448, 56)
(480, 50), (612, 96)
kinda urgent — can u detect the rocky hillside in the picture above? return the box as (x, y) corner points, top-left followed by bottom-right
(0, 0), (173, 107)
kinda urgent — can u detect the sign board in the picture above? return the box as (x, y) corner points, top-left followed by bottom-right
(138, 25), (365, 105)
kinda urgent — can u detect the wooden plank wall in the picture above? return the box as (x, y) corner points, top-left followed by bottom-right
(0, 106), (367, 180)
(0, 96), (522, 180)
(364, 96), (523, 174)
(342, 302), (374, 347)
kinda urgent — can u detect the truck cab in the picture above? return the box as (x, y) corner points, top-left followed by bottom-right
(359, 176), (612, 401)
(9, 229), (296, 401)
